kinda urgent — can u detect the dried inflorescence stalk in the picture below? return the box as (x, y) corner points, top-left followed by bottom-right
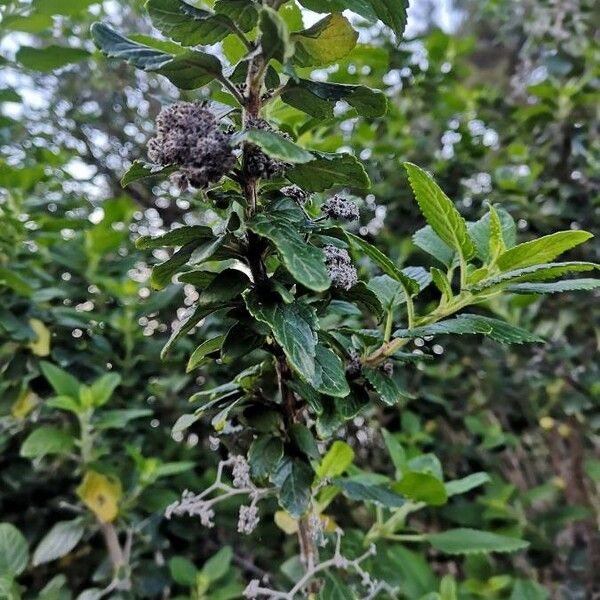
(165, 455), (270, 535)
(147, 101), (235, 190)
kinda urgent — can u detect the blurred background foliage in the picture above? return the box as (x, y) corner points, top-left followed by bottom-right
(0, 0), (598, 598)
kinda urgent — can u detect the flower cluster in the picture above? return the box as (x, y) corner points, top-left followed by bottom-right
(281, 184), (310, 205)
(323, 245), (358, 291)
(245, 117), (289, 179)
(321, 195), (360, 221)
(147, 101), (235, 190)
(237, 504), (260, 535)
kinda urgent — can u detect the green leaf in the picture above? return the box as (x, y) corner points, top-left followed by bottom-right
(426, 528), (529, 555)
(345, 232), (420, 294)
(404, 162), (475, 260)
(334, 281), (384, 318)
(290, 424), (320, 460)
(321, 572), (354, 599)
(0, 523), (28, 577)
(136, 225), (214, 249)
(259, 7), (292, 64)
(187, 335), (226, 372)
(363, 367), (406, 406)
(286, 152), (370, 192)
(469, 206), (516, 262)
(201, 546), (233, 583)
(275, 458), (314, 518)
(382, 429), (407, 475)
(91, 22), (223, 89)
(394, 314), (544, 345)
(246, 293), (318, 381)
(221, 321), (265, 362)
(95, 409), (153, 430)
(150, 242), (198, 289)
(282, 78), (387, 118)
(368, 0), (410, 37)
(16, 45), (90, 72)
(214, 0), (258, 32)
(146, 0), (235, 46)
(332, 477), (405, 507)
(40, 361), (80, 398)
(413, 225), (455, 267)
(312, 344), (350, 398)
(32, 519), (85, 566)
(445, 472), (490, 497)
(495, 230), (593, 271)
(292, 14), (357, 67)
(247, 213), (330, 291)
(89, 373), (121, 407)
(510, 579), (549, 600)
(431, 267), (453, 301)
(392, 471), (448, 506)
(315, 440), (354, 480)
(468, 262), (599, 294)
(20, 426), (75, 459)
(168, 556), (198, 587)
(235, 129), (313, 163)
(249, 435), (284, 479)
(508, 278), (600, 294)
(121, 160), (177, 187)
(385, 546), (437, 599)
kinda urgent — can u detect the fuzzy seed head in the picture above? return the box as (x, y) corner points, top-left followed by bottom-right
(323, 244), (358, 291)
(322, 195), (360, 221)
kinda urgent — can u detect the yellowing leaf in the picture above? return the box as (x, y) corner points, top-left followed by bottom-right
(11, 389), (39, 420)
(274, 510), (298, 535)
(77, 471), (122, 522)
(28, 318), (51, 356)
(292, 14), (358, 67)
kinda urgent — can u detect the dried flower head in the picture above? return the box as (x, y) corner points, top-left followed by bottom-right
(237, 504), (260, 535)
(322, 195), (360, 221)
(346, 349), (362, 376)
(323, 244), (358, 291)
(147, 101), (235, 190)
(165, 490), (215, 527)
(382, 361), (394, 377)
(244, 579), (261, 599)
(231, 454), (251, 488)
(244, 117), (290, 180)
(281, 184), (310, 205)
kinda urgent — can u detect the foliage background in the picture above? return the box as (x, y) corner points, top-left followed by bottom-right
(0, 0), (598, 598)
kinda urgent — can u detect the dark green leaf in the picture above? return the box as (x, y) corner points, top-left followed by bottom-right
(235, 129), (313, 163)
(426, 528), (529, 555)
(363, 367), (406, 405)
(16, 45), (90, 72)
(290, 424), (320, 460)
(187, 335), (226, 372)
(249, 435), (284, 479)
(508, 279), (600, 294)
(333, 477), (405, 507)
(275, 458), (314, 518)
(259, 7), (292, 63)
(312, 344), (350, 398)
(136, 225), (214, 250)
(121, 160), (177, 188)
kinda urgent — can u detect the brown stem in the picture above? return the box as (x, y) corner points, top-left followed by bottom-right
(99, 521), (125, 571)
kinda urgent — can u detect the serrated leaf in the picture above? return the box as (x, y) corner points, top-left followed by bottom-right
(332, 477), (405, 507)
(426, 528), (529, 555)
(275, 458), (314, 518)
(247, 213), (330, 291)
(245, 293), (317, 381)
(91, 22), (223, 89)
(468, 262), (599, 294)
(235, 129), (313, 163)
(508, 278), (600, 294)
(282, 78), (387, 118)
(32, 519), (85, 566)
(0, 523), (28, 577)
(495, 230), (593, 272)
(136, 225), (214, 249)
(311, 344), (350, 398)
(413, 225), (455, 267)
(363, 367), (406, 405)
(345, 232), (420, 294)
(146, 0), (235, 46)
(121, 160), (177, 187)
(286, 152), (370, 191)
(249, 435), (284, 479)
(469, 206), (515, 262)
(187, 335), (226, 372)
(259, 7), (292, 63)
(292, 14), (358, 67)
(405, 162), (475, 260)
(394, 314), (543, 344)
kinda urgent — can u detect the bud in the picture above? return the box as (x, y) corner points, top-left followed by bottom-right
(323, 244), (358, 291)
(321, 195), (360, 221)
(147, 101), (235, 190)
